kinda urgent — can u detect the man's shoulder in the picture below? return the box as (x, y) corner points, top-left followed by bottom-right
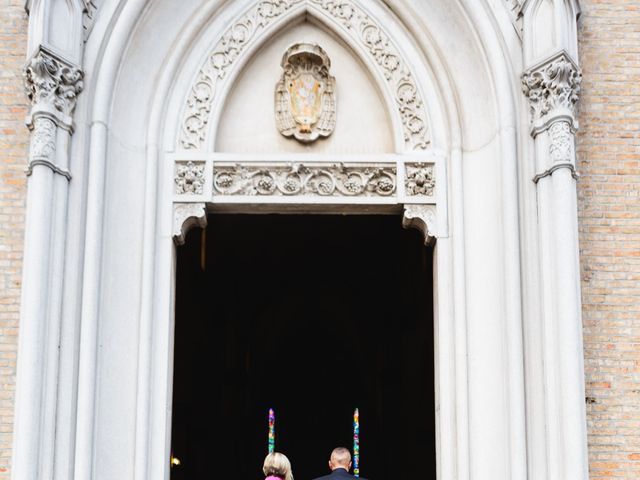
(311, 473), (367, 480)
(311, 475), (333, 480)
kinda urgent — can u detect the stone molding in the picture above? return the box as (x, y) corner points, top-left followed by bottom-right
(179, 0), (430, 151)
(402, 204), (437, 245)
(173, 203), (208, 245)
(24, 46), (84, 127)
(171, 155), (444, 244)
(83, 0), (99, 41)
(522, 50), (581, 136)
(170, 155), (445, 203)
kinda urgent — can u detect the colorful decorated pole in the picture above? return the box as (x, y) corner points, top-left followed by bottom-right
(353, 408), (360, 477)
(268, 408), (276, 453)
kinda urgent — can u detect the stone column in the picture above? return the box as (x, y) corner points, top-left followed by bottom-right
(13, 46), (83, 480)
(522, 50), (588, 480)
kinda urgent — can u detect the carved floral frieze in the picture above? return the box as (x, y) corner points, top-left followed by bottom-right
(212, 163), (396, 197)
(24, 47), (84, 119)
(180, 0), (430, 151)
(405, 163), (435, 196)
(522, 51), (581, 129)
(175, 161), (206, 195)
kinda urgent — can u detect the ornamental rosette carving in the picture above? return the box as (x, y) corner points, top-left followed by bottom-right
(522, 51), (581, 128)
(24, 47), (84, 119)
(213, 163), (396, 197)
(180, 0), (430, 151)
(175, 161), (205, 194)
(405, 163), (435, 196)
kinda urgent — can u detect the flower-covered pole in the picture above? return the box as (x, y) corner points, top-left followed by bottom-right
(268, 408), (276, 453)
(353, 408), (359, 477)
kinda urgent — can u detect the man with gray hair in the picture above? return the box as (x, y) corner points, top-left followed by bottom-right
(312, 447), (367, 480)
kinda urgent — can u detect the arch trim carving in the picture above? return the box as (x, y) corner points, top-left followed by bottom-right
(178, 0), (431, 152)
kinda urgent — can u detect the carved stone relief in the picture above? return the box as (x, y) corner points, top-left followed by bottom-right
(275, 43), (336, 143)
(29, 117), (57, 161)
(213, 163), (396, 196)
(83, 0), (99, 41)
(24, 46), (84, 119)
(175, 161), (206, 195)
(179, 0), (430, 151)
(548, 121), (574, 165)
(405, 163), (435, 196)
(522, 50), (581, 129)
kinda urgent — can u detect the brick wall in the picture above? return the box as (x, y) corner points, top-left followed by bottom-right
(0, 0), (28, 476)
(577, 1), (640, 478)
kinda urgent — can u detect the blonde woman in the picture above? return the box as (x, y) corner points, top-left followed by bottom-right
(263, 452), (294, 480)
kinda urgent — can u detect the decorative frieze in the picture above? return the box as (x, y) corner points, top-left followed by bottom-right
(405, 163), (435, 196)
(180, 0), (430, 151)
(212, 163), (396, 197)
(522, 50), (581, 132)
(24, 46), (84, 121)
(175, 161), (205, 195)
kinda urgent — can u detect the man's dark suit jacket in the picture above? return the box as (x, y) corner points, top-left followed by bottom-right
(312, 467), (368, 480)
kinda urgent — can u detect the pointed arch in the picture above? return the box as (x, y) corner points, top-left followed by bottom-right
(176, 0), (436, 154)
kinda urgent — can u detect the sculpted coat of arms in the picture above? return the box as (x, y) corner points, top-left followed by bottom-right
(275, 43), (336, 143)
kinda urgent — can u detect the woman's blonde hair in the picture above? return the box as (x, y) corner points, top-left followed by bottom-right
(263, 452), (294, 480)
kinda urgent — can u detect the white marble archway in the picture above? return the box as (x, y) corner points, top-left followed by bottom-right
(14, 1), (587, 480)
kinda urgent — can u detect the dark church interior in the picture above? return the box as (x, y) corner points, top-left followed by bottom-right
(171, 214), (435, 480)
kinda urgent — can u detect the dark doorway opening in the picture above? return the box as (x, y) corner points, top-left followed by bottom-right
(171, 214), (435, 480)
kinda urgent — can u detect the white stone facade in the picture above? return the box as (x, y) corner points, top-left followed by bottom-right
(14, 1), (587, 479)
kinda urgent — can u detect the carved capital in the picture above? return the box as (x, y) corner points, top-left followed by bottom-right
(402, 204), (437, 245)
(173, 203), (207, 245)
(522, 50), (581, 135)
(24, 46), (84, 127)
